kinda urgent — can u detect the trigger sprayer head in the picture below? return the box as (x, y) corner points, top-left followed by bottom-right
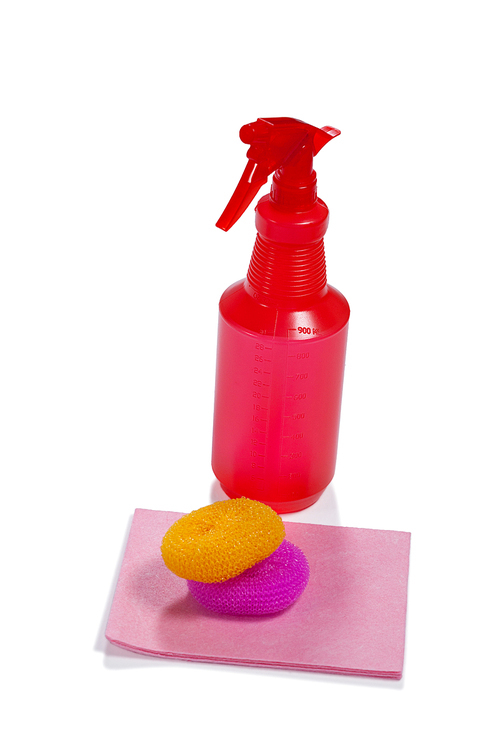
(216, 118), (340, 232)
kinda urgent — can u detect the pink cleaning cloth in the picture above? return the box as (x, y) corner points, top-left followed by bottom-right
(105, 509), (411, 679)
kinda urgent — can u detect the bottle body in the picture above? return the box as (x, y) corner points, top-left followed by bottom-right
(212, 280), (349, 513)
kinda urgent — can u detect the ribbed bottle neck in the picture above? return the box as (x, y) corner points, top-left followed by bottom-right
(246, 233), (327, 303)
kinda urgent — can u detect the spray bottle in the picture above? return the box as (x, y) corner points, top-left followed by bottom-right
(212, 117), (349, 513)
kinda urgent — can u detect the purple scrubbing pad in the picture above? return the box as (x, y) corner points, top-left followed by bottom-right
(187, 539), (310, 616)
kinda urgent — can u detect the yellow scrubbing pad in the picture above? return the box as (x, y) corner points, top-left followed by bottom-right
(161, 497), (285, 583)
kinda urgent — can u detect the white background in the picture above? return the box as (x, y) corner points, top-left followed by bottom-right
(1, 1), (499, 748)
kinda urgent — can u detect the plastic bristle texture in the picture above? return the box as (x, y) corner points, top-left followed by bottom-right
(161, 497), (285, 583)
(187, 540), (310, 615)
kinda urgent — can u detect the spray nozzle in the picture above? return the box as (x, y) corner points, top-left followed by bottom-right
(216, 117), (340, 232)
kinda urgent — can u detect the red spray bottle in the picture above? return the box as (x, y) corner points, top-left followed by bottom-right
(212, 118), (349, 513)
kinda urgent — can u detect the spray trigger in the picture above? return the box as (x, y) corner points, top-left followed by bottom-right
(216, 117), (340, 232)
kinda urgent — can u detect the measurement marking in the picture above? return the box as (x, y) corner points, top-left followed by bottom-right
(259, 430), (266, 433)
(262, 395), (269, 398)
(288, 329), (297, 332)
(263, 383), (270, 387)
(288, 354), (296, 358)
(287, 375), (294, 378)
(259, 442), (266, 445)
(265, 346), (272, 350)
(264, 358), (271, 362)
(260, 407), (268, 411)
(281, 455), (288, 458)
(258, 454), (265, 457)
(264, 371), (271, 374)
(257, 465), (264, 469)
(285, 396), (293, 399)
